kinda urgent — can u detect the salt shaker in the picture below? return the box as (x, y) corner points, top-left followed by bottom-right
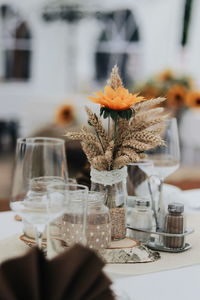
(164, 203), (185, 249)
(128, 198), (153, 242)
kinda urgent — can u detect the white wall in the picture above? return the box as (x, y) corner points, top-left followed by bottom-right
(0, 0), (188, 136)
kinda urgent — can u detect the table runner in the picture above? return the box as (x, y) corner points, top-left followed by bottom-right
(0, 213), (200, 279)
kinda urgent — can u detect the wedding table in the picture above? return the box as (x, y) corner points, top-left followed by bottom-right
(1, 188), (200, 300)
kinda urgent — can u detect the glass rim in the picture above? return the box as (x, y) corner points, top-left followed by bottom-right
(88, 191), (105, 204)
(17, 137), (65, 146)
(47, 182), (89, 191)
(128, 159), (154, 166)
(164, 117), (177, 123)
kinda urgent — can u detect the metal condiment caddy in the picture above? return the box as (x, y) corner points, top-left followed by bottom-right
(127, 226), (194, 252)
(127, 202), (194, 253)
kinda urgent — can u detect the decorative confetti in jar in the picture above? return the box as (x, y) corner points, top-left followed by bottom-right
(86, 192), (111, 250)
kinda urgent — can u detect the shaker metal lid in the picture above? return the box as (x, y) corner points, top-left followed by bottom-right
(168, 203), (184, 213)
(136, 199), (150, 207)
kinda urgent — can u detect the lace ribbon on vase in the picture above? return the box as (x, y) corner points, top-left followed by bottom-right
(90, 166), (127, 186)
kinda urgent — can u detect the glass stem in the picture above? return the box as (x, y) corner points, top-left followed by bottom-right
(157, 178), (165, 231)
(34, 226), (43, 249)
(148, 176), (158, 231)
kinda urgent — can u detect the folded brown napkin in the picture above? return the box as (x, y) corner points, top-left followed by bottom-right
(0, 245), (115, 300)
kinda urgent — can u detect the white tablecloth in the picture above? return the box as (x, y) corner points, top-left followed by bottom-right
(1, 188), (200, 300)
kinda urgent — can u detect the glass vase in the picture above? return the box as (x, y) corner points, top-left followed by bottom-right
(90, 166), (127, 240)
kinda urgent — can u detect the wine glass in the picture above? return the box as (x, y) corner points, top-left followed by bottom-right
(127, 160), (158, 230)
(10, 137), (68, 248)
(147, 118), (180, 231)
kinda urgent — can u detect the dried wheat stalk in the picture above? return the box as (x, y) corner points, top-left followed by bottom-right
(85, 106), (109, 149)
(66, 130), (98, 144)
(105, 141), (114, 170)
(107, 65), (123, 90)
(133, 97), (165, 112)
(91, 155), (109, 171)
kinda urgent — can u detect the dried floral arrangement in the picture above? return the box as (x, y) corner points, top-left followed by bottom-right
(66, 65), (168, 171)
(133, 69), (193, 112)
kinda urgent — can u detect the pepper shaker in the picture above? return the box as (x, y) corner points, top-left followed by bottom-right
(164, 203), (185, 249)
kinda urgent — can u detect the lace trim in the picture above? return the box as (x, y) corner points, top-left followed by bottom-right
(90, 166), (127, 185)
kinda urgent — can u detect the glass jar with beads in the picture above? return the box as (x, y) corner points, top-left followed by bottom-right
(86, 192), (111, 250)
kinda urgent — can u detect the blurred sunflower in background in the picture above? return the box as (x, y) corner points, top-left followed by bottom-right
(166, 84), (187, 110)
(186, 91), (200, 109)
(55, 104), (75, 126)
(133, 69), (195, 118)
(139, 83), (160, 100)
(157, 69), (174, 82)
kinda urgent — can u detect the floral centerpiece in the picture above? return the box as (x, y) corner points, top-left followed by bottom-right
(66, 65), (167, 240)
(134, 69), (193, 120)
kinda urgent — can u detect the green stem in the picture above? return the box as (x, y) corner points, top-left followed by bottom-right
(108, 116), (111, 140)
(114, 116), (118, 142)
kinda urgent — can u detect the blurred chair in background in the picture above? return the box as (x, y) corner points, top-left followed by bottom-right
(0, 120), (19, 154)
(0, 119), (19, 209)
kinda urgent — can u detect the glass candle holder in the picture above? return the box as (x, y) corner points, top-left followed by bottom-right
(86, 192), (111, 250)
(47, 183), (88, 258)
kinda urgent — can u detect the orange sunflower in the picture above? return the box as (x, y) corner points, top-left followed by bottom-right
(158, 69), (174, 82)
(186, 91), (200, 109)
(141, 85), (160, 100)
(88, 85), (144, 111)
(55, 104), (75, 126)
(166, 84), (187, 109)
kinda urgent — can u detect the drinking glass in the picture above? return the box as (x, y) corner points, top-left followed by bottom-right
(147, 118), (180, 231)
(47, 183), (88, 258)
(10, 137), (68, 248)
